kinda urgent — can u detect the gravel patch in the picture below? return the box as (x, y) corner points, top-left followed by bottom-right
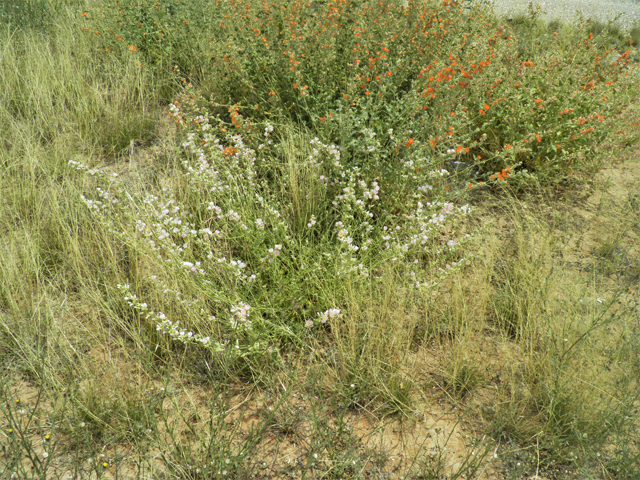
(486, 0), (640, 31)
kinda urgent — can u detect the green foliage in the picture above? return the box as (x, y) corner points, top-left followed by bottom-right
(78, 0), (638, 184)
(139, 0), (638, 182)
(80, 0), (212, 78)
(0, 0), (53, 31)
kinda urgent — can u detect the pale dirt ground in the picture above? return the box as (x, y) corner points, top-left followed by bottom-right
(489, 0), (640, 31)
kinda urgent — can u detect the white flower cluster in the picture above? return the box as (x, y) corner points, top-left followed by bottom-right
(156, 313), (218, 350)
(335, 221), (358, 252)
(117, 283), (223, 352)
(305, 308), (342, 327)
(359, 127), (381, 153)
(68, 159), (118, 179)
(261, 244), (282, 263)
(230, 302), (252, 330)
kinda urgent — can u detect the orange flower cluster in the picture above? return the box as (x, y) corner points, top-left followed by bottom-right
(490, 167), (511, 181)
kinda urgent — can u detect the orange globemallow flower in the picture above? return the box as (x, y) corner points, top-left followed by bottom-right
(406, 138), (414, 148)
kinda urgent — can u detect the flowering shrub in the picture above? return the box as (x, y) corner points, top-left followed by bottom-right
(193, 0), (633, 181)
(82, 0), (635, 184)
(70, 81), (478, 362)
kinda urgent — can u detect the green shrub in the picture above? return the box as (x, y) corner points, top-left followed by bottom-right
(70, 80), (478, 368)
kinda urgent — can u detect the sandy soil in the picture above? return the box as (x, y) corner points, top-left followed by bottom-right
(489, 0), (640, 31)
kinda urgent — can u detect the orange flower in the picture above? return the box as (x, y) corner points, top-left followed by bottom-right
(456, 146), (462, 153)
(556, 144), (562, 150)
(223, 147), (237, 156)
(406, 138), (415, 148)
